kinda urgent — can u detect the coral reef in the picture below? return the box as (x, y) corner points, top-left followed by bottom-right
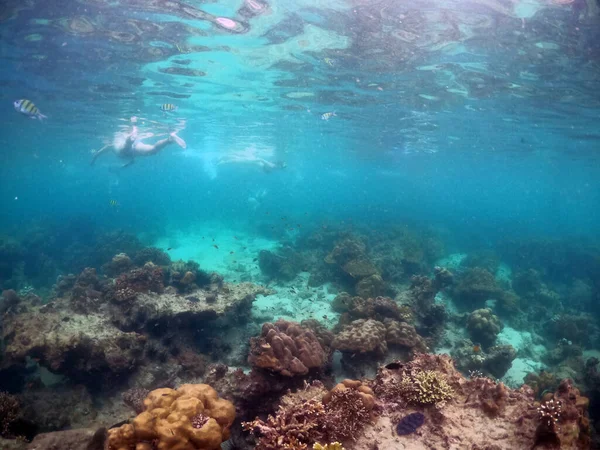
(451, 340), (517, 379)
(451, 267), (501, 309)
(132, 247), (171, 267)
(321, 379), (375, 441)
(243, 379), (374, 449)
(0, 392), (19, 438)
(101, 253), (134, 277)
(248, 320), (331, 377)
(0, 289), (20, 315)
(1, 268), (271, 387)
(466, 308), (503, 348)
(363, 353), (590, 449)
(107, 384), (235, 450)
(258, 248), (302, 281)
(397, 369), (454, 405)
(332, 319), (388, 356)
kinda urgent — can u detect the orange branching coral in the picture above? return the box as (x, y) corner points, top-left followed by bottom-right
(107, 384), (235, 450)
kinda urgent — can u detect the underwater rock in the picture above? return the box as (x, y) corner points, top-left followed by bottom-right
(2, 274), (270, 387)
(524, 371), (560, 399)
(132, 246), (171, 267)
(451, 267), (502, 310)
(0, 289), (20, 314)
(355, 273), (384, 298)
(483, 345), (517, 379)
(0, 438), (27, 450)
(451, 340), (516, 379)
(113, 263), (164, 299)
(547, 313), (597, 346)
(248, 320), (331, 377)
(466, 308), (503, 349)
(324, 237), (367, 266)
(27, 428), (106, 450)
(460, 251), (500, 274)
(364, 352), (590, 449)
(19, 385), (95, 432)
(331, 292), (354, 313)
(100, 253), (133, 277)
(0, 391), (20, 439)
(1, 302), (147, 383)
(513, 268), (543, 298)
(534, 379), (590, 449)
(115, 281), (271, 331)
(258, 249), (301, 281)
(342, 258), (379, 279)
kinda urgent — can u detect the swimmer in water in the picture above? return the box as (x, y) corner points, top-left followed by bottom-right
(218, 149), (286, 173)
(90, 125), (186, 168)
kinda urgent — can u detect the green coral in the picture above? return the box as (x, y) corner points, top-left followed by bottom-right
(314, 443), (345, 450)
(399, 370), (454, 405)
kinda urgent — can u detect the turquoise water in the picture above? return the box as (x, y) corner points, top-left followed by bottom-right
(1, 0), (600, 446)
(1, 0), (599, 246)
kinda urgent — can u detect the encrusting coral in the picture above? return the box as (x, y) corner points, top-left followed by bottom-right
(107, 384), (235, 450)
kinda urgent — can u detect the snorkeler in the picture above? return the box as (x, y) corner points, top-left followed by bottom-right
(90, 125), (186, 167)
(217, 151), (286, 173)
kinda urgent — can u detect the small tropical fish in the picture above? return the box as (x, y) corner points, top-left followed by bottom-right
(213, 245), (219, 250)
(167, 247), (172, 251)
(109, 199), (119, 207)
(160, 103), (178, 112)
(229, 251), (234, 255)
(321, 112), (336, 121)
(473, 345), (481, 353)
(323, 58), (334, 67)
(14, 99), (47, 120)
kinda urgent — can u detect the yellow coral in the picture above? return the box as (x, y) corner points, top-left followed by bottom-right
(400, 370), (454, 405)
(107, 384), (235, 450)
(313, 443), (345, 450)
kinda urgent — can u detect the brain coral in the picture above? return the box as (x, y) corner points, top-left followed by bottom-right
(248, 320), (330, 376)
(332, 319), (388, 356)
(107, 384), (235, 450)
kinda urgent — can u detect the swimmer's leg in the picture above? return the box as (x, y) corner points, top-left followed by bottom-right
(132, 132), (185, 156)
(90, 144), (112, 166)
(169, 132), (186, 149)
(121, 159), (135, 168)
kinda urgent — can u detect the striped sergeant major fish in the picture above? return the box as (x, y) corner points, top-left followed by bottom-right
(160, 103), (178, 112)
(14, 99), (47, 120)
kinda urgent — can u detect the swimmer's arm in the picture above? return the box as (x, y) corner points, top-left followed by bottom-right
(90, 144), (112, 166)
